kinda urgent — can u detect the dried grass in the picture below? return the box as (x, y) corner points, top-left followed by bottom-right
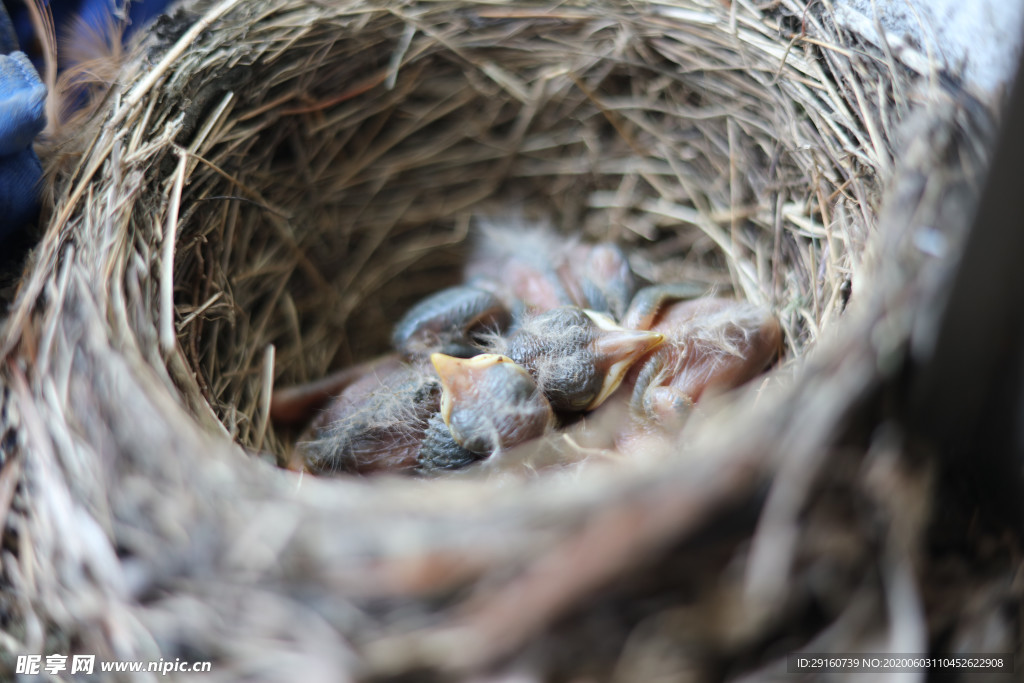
(0, 0), (1011, 680)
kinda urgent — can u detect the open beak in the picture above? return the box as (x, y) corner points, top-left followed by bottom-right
(431, 352), (509, 425)
(584, 310), (665, 410)
(431, 352), (552, 453)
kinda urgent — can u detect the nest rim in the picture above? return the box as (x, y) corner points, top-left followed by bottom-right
(1, 0), (998, 678)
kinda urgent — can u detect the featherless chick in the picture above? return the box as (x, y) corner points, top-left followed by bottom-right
(612, 288), (782, 448)
(466, 217), (641, 319)
(272, 352), (556, 475)
(391, 284), (511, 360)
(422, 353), (555, 465)
(490, 307), (664, 413)
(276, 356), (442, 475)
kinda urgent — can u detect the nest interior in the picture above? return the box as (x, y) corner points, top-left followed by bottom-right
(149, 0), (876, 456)
(0, 0), (1014, 680)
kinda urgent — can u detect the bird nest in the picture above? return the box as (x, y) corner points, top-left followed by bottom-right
(0, 0), (1007, 680)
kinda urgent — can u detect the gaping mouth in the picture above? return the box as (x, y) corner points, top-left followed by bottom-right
(583, 310), (665, 410)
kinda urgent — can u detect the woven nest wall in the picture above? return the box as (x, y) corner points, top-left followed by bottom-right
(0, 0), (1008, 680)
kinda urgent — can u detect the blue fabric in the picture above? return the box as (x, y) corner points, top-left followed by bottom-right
(81, 0), (170, 39)
(0, 0), (172, 239)
(0, 146), (43, 229)
(0, 2), (45, 240)
(12, 0), (173, 51)
(0, 51), (46, 156)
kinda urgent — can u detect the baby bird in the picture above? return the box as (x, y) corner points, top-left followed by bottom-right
(391, 284), (511, 360)
(561, 241), (639, 321)
(623, 294), (782, 426)
(466, 218), (640, 319)
(428, 353), (555, 456)
(290, 357), (442, 475)
(493, 307), (665, 413)
(269, 354), (403, 429)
